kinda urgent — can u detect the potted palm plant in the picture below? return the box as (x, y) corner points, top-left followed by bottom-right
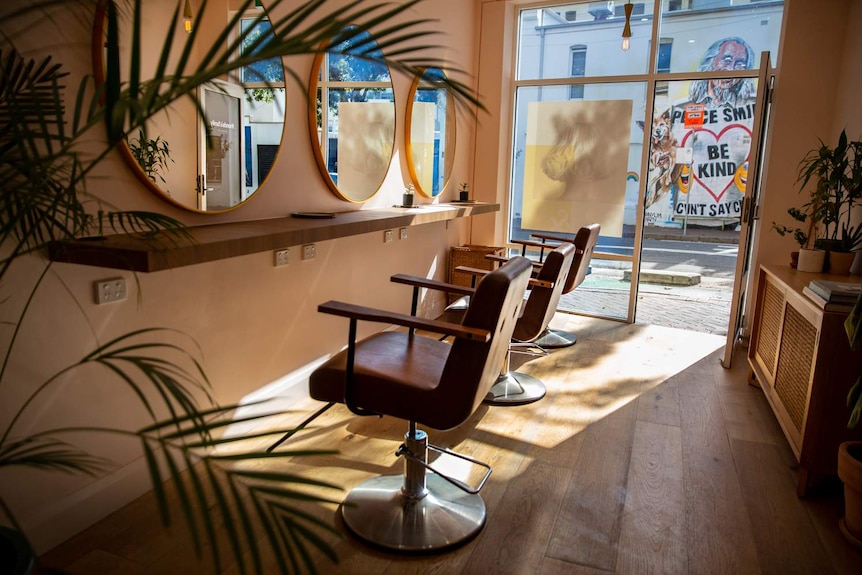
(797, 129), (862, 274)
(127, 129), (174, 186)
(0, 0), (481, 573)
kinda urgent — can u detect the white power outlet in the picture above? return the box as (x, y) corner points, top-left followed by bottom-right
(274, 249), (289, 267)
(399, 228), (408, 240)
(302, 244), (316, 260)
(383, 230), (394, 243)
(94, 278), (127, 304)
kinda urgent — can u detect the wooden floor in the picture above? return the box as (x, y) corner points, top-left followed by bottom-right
(41, 315), (862, 574)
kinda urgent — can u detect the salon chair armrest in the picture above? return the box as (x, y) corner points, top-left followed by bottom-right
(486, 254), (545, 275)
(390, 273), (476, 297)
(319, 300), (490, 342)
(511, 238), (556, 250)
(530, 231), (575, 244)
(455, 266), (553, 289)
(484, 254), (510, 264)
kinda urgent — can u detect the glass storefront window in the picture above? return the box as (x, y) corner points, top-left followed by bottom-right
(517, 2), (655, 81)
(510, 82), (647, 251)
(657, 0), (783, 74)
(512, 0), (782, 324)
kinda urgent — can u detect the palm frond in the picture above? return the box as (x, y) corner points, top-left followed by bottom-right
(105, 0), (482, 143)
(0, 1), (486, 572)
(135, 404), (343, 575)
(0, 436), (107, 474)
(0, 51), (89, 258)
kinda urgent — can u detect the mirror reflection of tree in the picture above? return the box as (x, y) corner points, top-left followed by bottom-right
(229, 11), (286, 199)
(313, 27), (395, 201)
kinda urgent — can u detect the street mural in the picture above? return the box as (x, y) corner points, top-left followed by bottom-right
(641, 36), (757, 228)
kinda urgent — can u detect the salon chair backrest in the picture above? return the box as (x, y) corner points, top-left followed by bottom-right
(438, 256), (533, 426)
(563, 223), (601, 294)
(513, 243), (575, 342)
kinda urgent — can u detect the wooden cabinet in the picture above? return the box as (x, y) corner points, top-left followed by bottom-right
(748, 264), (862, 496)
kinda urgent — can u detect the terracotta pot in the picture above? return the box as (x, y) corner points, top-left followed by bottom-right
(838, 441), (862, 549)
(826, 250), (855, 275)
(852, 251), (862, 276)
(797, 248), (825, 273)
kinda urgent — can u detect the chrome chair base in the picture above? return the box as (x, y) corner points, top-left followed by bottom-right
(341, 473), (486, 552)
(484, 371), (546, 406)
(531, 327), (577, 349)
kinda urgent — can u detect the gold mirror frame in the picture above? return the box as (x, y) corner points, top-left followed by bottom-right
(308, 28), (395, 203)
(92, 0), (286, 213)
(405, 68), (456, 198)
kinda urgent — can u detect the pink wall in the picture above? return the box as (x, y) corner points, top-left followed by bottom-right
(750, 0), (854, 292)
(3, 0), (482, 552)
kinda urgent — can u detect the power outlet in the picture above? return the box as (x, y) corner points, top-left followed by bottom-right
(94, 278), (127, 304)
(383, 230), (394, 243)
(399, 228), (408, 240)
(302, 244), (316, 260)
(274, 249), (289, 267)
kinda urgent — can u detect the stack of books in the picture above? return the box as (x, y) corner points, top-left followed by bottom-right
(804, 279), (862, 305)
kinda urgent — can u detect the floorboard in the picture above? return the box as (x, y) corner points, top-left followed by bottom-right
(616, 420), (687, 575)
(38, 316), (862, 575)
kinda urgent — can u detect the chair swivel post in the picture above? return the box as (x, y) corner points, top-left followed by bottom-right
(400, 422), (429, 501)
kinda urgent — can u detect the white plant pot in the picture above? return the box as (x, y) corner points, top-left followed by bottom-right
(797, 248), (825, 273)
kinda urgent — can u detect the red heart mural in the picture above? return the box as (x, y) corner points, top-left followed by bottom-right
(681, 124), (752, 202)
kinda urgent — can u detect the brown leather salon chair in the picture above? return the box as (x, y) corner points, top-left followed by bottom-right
(308, 256), (533, 552)
(511, 223), (601, 348)
(443, 242), (575, 405)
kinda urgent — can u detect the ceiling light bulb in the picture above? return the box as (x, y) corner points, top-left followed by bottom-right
(183, 0), (193, 33)
(621, 1), (633, 52)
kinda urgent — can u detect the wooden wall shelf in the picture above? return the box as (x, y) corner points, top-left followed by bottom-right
(47, 203), (499, 272)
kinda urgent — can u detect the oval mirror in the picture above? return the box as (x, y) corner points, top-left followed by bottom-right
(309, 27), (395, 203)
(93, 0), (286, 213)
(405, 68), (456, 198)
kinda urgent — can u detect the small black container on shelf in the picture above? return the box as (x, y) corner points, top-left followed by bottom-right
(458, 182), (470, 202)
(402, 184), (415, 207)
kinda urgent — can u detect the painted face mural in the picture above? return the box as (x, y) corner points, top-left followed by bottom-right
(643, 36), (756, 226)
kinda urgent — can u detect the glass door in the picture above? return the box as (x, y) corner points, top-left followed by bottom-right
(198, 81), (245, 211)
(722, 54), (774, 367)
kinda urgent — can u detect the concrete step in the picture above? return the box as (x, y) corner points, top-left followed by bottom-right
(623, 269), (701, 286)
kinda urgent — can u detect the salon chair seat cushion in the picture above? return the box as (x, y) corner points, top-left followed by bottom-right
(310, 331), (454, 429)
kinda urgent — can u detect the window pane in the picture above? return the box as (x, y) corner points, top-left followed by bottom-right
(240, 18), (284, 84)
(657, 0), (783, 74)
(570, 45), (586, 99)
(328, 28), (390, 82)
(510, 82), (646, 247)
(517, 2), (654, 80)
(657, 38), (673, 73)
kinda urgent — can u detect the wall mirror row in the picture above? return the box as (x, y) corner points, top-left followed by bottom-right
(94, 0), (456, 213)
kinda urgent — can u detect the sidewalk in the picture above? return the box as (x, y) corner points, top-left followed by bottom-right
(565, 224), (740, 335)
(643, 224), (740, 245)
(558, 278), (733, 336)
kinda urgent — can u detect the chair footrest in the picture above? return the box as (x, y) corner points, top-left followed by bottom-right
(397, 442), (492, 495)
